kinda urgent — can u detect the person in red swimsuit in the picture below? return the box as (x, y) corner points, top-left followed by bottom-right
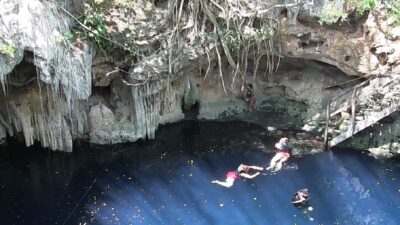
(211, 164), (264, 188)
(266, 137), (291, 172)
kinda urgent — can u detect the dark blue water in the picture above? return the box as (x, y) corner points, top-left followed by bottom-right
(0, 121), (399, 225)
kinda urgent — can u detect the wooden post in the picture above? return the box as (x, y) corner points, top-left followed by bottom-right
(350, 88), (357, 135)
(323, 101), (331, 150)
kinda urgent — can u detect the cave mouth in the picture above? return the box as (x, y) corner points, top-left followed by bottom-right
(9, 50), (38, 88)
(274, 58), (345, 73)
(272, 58), (364, 87)
(182, 101), (199, 120)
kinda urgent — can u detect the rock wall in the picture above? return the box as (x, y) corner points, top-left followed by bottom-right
(344, 112), (400, 158)
(0, 0), (92, 152)
(0, 0), (399, 156)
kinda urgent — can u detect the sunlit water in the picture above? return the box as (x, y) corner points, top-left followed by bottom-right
(0, 121), (399, 225)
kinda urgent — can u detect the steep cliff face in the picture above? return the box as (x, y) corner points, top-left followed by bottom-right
(0, 0), (92, 151)
(0, 0), (399, 155)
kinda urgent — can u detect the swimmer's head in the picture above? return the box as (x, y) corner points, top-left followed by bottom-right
(280, 137), (288, 144)
(238, 164), (249, 172)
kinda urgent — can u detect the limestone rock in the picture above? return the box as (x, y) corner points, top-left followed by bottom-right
(390, 27), (400, 39)
(0, 124), (6, 144)
(92, 54), (113, 87)
(183, 75), (199, 110)
(89, 104), (116, 144)
(302, 124), (316, 132)
(0, 0), (93, 151)
(340, 112), (351, 119)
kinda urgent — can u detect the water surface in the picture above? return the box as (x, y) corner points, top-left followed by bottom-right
(0, 121), (399, 225)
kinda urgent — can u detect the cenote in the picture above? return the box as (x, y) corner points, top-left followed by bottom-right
(0, 121), (399, 225)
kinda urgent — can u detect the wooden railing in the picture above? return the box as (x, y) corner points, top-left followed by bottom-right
(323, 79), (370, 149)
(323, 74), (400, 149)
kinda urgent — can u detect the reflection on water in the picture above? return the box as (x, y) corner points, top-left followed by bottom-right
(0, 121), (399, 225)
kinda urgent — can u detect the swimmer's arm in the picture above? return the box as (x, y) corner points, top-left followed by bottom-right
(291, 195), (305, 203)
(291, 199), (303, 204)
(239, 172), (260, 179)
(248, 165), (264, 171)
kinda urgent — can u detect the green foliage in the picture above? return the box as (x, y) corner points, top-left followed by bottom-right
(193, 23), (276, 52)
(0, 44), (16, 56)
(319, 2), (348, 25)
(220, 27), (242, 51)
(255, 26), (272, 41)
(387, 2), (400, 26)
(193, 31), (217, 46)
(356, 0), (376, 14)
(347, 0), (376, 15)
(61, 31), (74, 43)
(94, 0), (135, 6)
(75, 3), (114, 55)
(319, 0), (376, 24)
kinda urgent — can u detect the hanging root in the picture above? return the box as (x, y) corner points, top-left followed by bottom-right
(214, 38), (227, 94)
(203, 47), (212, 82)
(165, 0), (296, 91)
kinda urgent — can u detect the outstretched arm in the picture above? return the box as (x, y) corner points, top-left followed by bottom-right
(292, 195), (305, 204)
(239, 172), (260, 179)
(248, 165), (264, 171)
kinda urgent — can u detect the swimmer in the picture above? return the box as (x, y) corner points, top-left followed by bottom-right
(266, 137), (291, 172)
(292, 188), (310, 207)
(211, 164), (264, 188)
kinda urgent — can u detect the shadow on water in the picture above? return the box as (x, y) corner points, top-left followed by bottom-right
(0, 120), (400, 225)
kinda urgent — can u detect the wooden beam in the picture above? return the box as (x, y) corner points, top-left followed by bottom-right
(323, 102), (330, 150)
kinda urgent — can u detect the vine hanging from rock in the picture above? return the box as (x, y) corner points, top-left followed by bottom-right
(167, 0), (291, 93)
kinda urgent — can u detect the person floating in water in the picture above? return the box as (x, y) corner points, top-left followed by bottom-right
(266, 137), (291, 172)
(211, 164), (264, 188)
(292, 188), (310, 208)
(245, 83), (256, 111)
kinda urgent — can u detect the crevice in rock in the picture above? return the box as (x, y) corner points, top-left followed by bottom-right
(280, 8), (288, 18)
(8, 50), (38, 87)
(299, 39), (324, 49)
(91, 85), (113, 110)
(297, 14), (321, 27)
(377, 53), (388, 65)
(205, 19), (214, 33)
(252, 17), (261, 29)
(346, 11), (369, 26)
(182, 101), (199, 120)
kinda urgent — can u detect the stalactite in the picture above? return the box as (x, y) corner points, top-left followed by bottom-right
(131, 79), (167, 139)
(0, 0), (93, 151)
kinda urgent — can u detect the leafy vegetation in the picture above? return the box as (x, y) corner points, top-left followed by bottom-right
(74, 3), (114, 55)
(255, 26), (273, 41)
(220, 28), (242, 52)
(387, 2), (400, 26)
(195, 25), (275, 53)
(0, 44), (16, 56)
(61, 31), (74, 44)
(319, 2), (348, 25)
(94, 0), (135, 6)
(347, 0), (376, 15)
(319, 0), (376, 25)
